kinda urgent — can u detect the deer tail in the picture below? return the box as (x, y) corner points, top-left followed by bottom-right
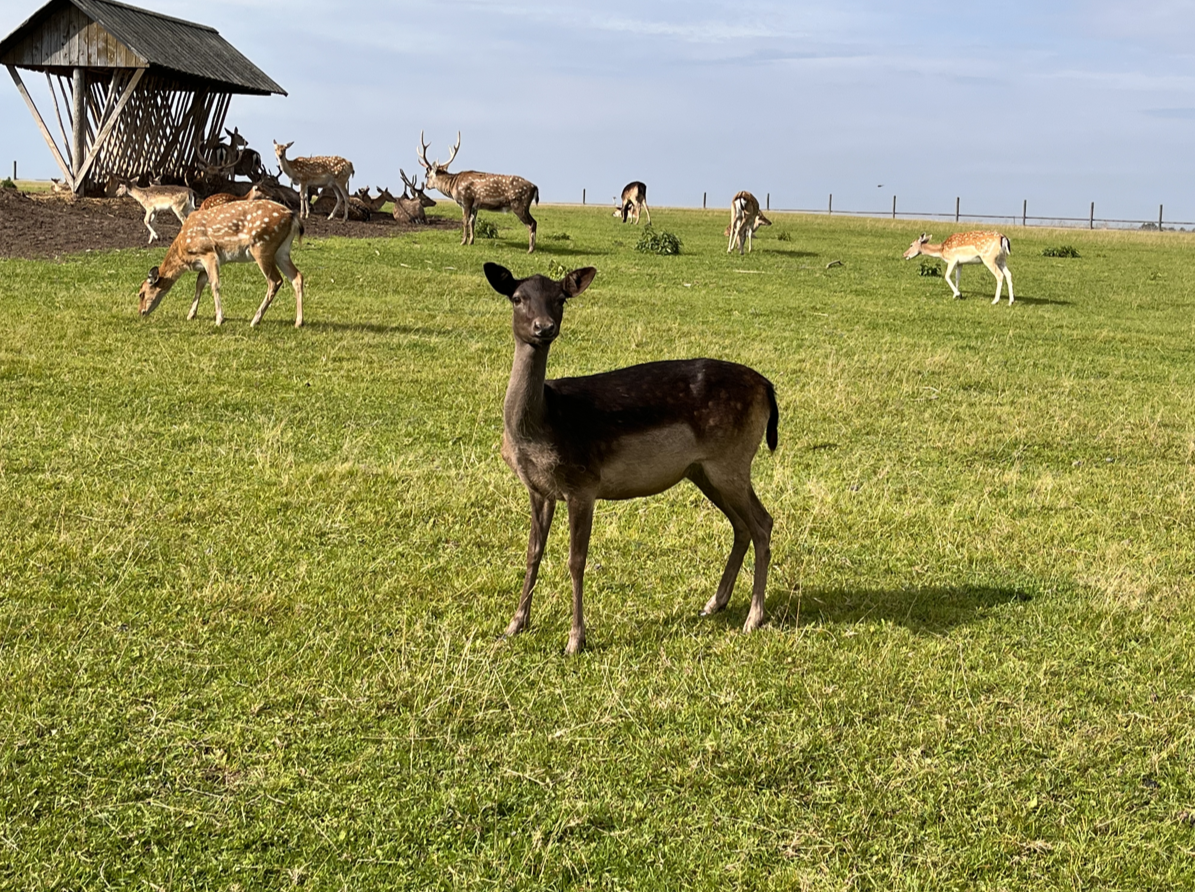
(533, 186), (540, 206)
(765, 381), (779, 452)
(1002, 235), (1011, 255)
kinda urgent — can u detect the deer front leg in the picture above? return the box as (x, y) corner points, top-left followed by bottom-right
(742, 487), (773, 633)
(202, 257), (224, 325)
(187, 270), (209, 320)
(944, 260), (962, 298)
(144, 209), (159, 243)
(565, 496), (595, 655)
(507, 492), (555, 638)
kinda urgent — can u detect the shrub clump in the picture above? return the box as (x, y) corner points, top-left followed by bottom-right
(776, 230), (793, 242)
(473, 218), (499, 239)
(918, 259), (942, 277)
(0, 178), (15, 190)
(635, 226), (682, 255)
(1042, 245), (1080, 258)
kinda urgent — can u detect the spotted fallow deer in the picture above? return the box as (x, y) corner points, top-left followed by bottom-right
(137, 201), (305, 327)
(903, 231), (1014, 305)
(418, 132), (540, 251)
(486, 262), (778, 655)
(726, 191), (771, 255)
(273, 140), (354, 221)
(613, 181), (650, 224)
(115, 181), (197, 243)
(394, 168), (437, 224)
(198, 183), (269, 211)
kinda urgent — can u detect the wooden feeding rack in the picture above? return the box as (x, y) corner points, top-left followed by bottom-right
(0, 0), (285, 195)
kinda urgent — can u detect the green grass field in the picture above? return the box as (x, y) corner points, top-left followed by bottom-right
(2, 206), (1195, 890)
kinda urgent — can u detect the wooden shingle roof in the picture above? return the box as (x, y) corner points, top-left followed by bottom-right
(0, 0), (286, 95)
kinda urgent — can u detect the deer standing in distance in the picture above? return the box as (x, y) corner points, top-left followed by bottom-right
(115, 180), (197, 243)
(613, 181), (650, 224)
(394, 168), (437, 224)
(273, 140), (355, 221)
(903, 231), (1014, 305)
(486, 262), (778, 655)
(726, 191), (771, 254)
(136, 200), (305, 327)
(417, 131), (540, 251)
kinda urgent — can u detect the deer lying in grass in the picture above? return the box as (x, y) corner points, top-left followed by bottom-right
(486, 262), (778, 655)
(613, 181), (650, 224)
(198, 183), (269, 211)
(393, 168), (437, 224)
(273, 140), (354, 221)
(137, 200), (304, 327)
(726, 191), (771, 254)
(353, 186), (396, 214)
(418, 131), (539, 251)
(115, 180), (197, 243)
(903, 231), (1014, 304)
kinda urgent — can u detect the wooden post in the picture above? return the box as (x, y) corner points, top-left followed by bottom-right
(892, 195), (896, 219)
(1023, 199), (1027, 227)
(1090, 201), (1095, 230)
(71, 67), (87, 192)
(828, 193), (832, 215)
(7, 66), (73, 186)
(11, 161), (14, 180)
(1159, 204), (1164, 231)
(582, 188), (585, 205)
(703, 191), (706, 209)
(955, 196), (960, 223)
(766, 192), (770, 211)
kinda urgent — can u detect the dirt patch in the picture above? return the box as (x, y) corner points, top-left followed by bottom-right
(0, 187), (458, 260)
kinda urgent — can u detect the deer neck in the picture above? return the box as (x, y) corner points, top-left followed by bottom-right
(917, 241), (946, 259)
(504, 340), (551, 441)
(276, 153), (298, 181)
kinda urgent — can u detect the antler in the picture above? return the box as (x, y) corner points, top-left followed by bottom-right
(444, 131), (461, 169)
(417, 131), (432, 170)
(400, 167), (419, 194)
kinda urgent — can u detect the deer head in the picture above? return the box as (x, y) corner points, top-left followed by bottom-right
(416, 131), (460, 193)
(400, 168), (437, 207)
(903, 233), (932, 259)
(138, 266), (168, 316)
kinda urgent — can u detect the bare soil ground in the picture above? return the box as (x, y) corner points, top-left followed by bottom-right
(0, 186), (457, 260)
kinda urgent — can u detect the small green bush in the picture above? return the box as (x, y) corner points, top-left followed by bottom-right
(776, 230), (792, 242)
(0, 178), (15, 190)
(546, 259), (568, 279)
(635, 226), (682, 255)
(919, 259), (942, 277)
(473, 218), (499, 239)
(1042, 245), (1081, 258)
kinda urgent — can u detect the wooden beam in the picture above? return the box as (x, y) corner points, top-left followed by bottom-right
(75, 67), (145, 188)
(6, 65), (73, 186)
(71, 67), (87, 190)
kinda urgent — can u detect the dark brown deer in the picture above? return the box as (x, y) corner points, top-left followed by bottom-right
(726, 191), (771, 254)
(418, 132), (539, 251)
(613, 181), (650, 224)
(486, 262), (778, 655)
(137, 201), (304, 327)
(393, 168), (437, 224)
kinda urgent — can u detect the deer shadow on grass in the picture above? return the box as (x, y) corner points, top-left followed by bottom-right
(298, 320), (454, 336)
(748, 582), (1032, 635)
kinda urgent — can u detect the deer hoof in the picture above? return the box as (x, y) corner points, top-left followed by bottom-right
(565, 632), (585, 656)
(504, 617), (528, 637)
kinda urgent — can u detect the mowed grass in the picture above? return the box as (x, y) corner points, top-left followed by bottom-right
(2, 206), (1195, 890)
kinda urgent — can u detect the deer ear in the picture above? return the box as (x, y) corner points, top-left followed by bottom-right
(562, 267), (597, 298)
(484, 262), (519, 297)
(147, 266), (160, 285)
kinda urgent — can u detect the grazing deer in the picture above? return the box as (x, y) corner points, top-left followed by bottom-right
(486, 262), (778, 655)
(273, 140), (354, 221)
(115, 181), (197, 243)
(418, 132), (539, 252)
(903, 231), (1014, 304)
(612, 181), (650, 224)
(726, 191), (771, 254)
(393, 168), (437, 224)
(136, 201), (305, 327)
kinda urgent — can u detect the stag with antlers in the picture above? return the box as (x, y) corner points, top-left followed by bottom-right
(417, 132), (539, 252)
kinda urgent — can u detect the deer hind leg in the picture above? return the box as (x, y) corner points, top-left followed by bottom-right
(144, 209), (159, 243)
(515, 205), (537, 253)
(991, 258), (1013, 305)
(461, 206), (475, 245)
(328, 182), (349, 221)
(641, 203), (651, 225)
(508, 492), (555, 638)
(691, 464), (772, 632)
(564, 495), (595, 655)
(187, 269), (209, 320)
(274, 247), (305, 327)
(250, 253), (284, 328)
(728, 220), (740, 253)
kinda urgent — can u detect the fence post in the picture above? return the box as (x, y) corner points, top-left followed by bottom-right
(703, 192), (706, 209)
(1160, 204), (1164, 231)
(1090, 201), (1095, 229)
(828, 193), (833, 215)
(766, 192), (770, 211)
(1023, 199), (1027, 227)
(582, 188), (585, 205)
(11, 161), (14, 180)
(955, 196), (960, 223)
(892, 195), (896, 219)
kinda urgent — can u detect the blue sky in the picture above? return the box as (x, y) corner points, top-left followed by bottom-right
(2, 0), (1195, 221)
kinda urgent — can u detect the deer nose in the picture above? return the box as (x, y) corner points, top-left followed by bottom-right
(533, 320), (557, 340)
